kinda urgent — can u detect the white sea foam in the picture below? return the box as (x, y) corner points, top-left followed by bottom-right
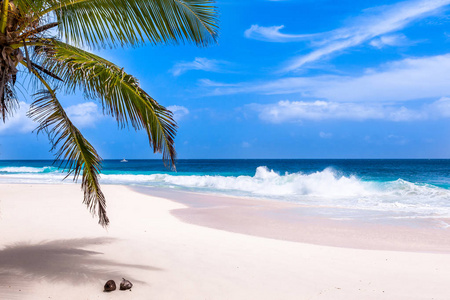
(0, 166), (54, 173)
(119, 166), (373, 198)
(99, 166), (450, 216)
(1, 165), (450, 216)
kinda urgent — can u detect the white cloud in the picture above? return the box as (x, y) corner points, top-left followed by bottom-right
(198, 79), (241, 87)
(315, 54), (450, 102)
(426, 96), (450, 116)
(0, 102), (36, 135)
(170, 57), (230, 76)
(0, 102), (103, 135)
(369, 34), (408, 48)
(167, 105), (189, 120)
(249, 98), (450, 123)
(204, 54), (450, 103)
(280, 0), (450, 72)
(65, 102), (101, 128)
(244, 25), (317, 42)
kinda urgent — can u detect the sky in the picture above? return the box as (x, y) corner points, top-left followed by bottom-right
(2, 0), (450, 159)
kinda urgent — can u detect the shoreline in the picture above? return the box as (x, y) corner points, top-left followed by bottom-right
(132, 186), (450, 253)
(1, 183), (450, 299)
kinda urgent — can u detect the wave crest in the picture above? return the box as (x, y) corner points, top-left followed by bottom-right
(0, 166), (54, 173)
(1, 165), (450, 216)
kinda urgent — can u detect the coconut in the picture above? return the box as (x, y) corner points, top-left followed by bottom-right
(104, 280), (116, 292)
(119, 278), (133, 290)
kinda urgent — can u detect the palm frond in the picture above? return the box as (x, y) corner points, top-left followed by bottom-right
(19, 22), (59, 40)
(13, 0), (47, 14)
(0, 81), (17, 122)
(33, 39), (177, 166)
(37, 0), (218, 49)
(0, 0), (218, 226)
(0, 46), (21, 121)
(26, 67), (109, 226)
(23, 57), (63, 81)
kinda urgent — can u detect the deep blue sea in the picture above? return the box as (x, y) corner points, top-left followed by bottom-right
(1, 159), (450, 218)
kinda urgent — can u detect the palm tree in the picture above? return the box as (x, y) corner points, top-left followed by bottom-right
(0, 0), (218, 226)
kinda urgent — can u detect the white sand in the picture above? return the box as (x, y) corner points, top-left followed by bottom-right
(0, 183), (450, 299)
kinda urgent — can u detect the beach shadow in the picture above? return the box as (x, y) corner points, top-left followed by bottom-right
(0, 237), (161, 289)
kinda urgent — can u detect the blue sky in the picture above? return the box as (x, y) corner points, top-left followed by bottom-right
(2, 0), (450, 159)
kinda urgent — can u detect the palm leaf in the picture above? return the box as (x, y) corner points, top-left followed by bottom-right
(13, 0), (46, 14)
(33, 39), (177, 166)
(0, 81), (18, 122)
(35, 0), (218, 49)
(26, 66), (109, 226)
(0, 0), (219, 225)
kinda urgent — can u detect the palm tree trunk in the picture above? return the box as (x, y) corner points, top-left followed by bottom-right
(0, 0), (9, 34)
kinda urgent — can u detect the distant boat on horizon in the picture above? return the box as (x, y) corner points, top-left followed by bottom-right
(121, 158), (128, 163)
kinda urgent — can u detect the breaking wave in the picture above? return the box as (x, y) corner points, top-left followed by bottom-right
(0, 166), (56, 174)
(1, 165), (450, 215)
(100, 167), (372, 197)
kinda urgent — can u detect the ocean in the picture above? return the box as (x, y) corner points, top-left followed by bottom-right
(1, 159), (450, 219)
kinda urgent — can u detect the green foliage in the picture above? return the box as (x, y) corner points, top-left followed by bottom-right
(34, 39), (177, 166)
(28, 85), (108, 226)
(37, 0), (218, 48)
(0, 0), (218, 226)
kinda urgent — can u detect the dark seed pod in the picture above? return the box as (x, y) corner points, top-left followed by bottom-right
(120, 278), (133, 290)
(104, 280), (116, 292)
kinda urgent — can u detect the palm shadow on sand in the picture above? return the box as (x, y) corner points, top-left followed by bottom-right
(0, 237), (160, 289)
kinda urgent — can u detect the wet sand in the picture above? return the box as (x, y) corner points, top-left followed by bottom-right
(134, 186), (450, 253)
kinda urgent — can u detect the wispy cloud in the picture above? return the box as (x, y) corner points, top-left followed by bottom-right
(250, 97), (450, 123)
(0, 102), (103, 135)
(244, 25), (317, 42)
(369, 34), (409, 48)
(65, 102), (102, 128)
(310, 54), (450, 102)
(202, 54), (450, 103)
(170, 57), (230, 77)
(0, 102), (35, 135)
(250, 100), (424, 123)
(198, 79), (241, 88)
(167, 105), (189, 120)
(280, 0), (450, 72)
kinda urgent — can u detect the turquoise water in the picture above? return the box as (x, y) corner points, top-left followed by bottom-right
(1, 159), (450, 217)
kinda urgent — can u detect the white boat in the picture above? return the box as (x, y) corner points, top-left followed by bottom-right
(120, 158), (128, 163)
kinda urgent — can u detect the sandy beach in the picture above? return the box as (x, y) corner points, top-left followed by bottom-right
(1, 183), (450, 300)
(3, 0), (450, 299)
